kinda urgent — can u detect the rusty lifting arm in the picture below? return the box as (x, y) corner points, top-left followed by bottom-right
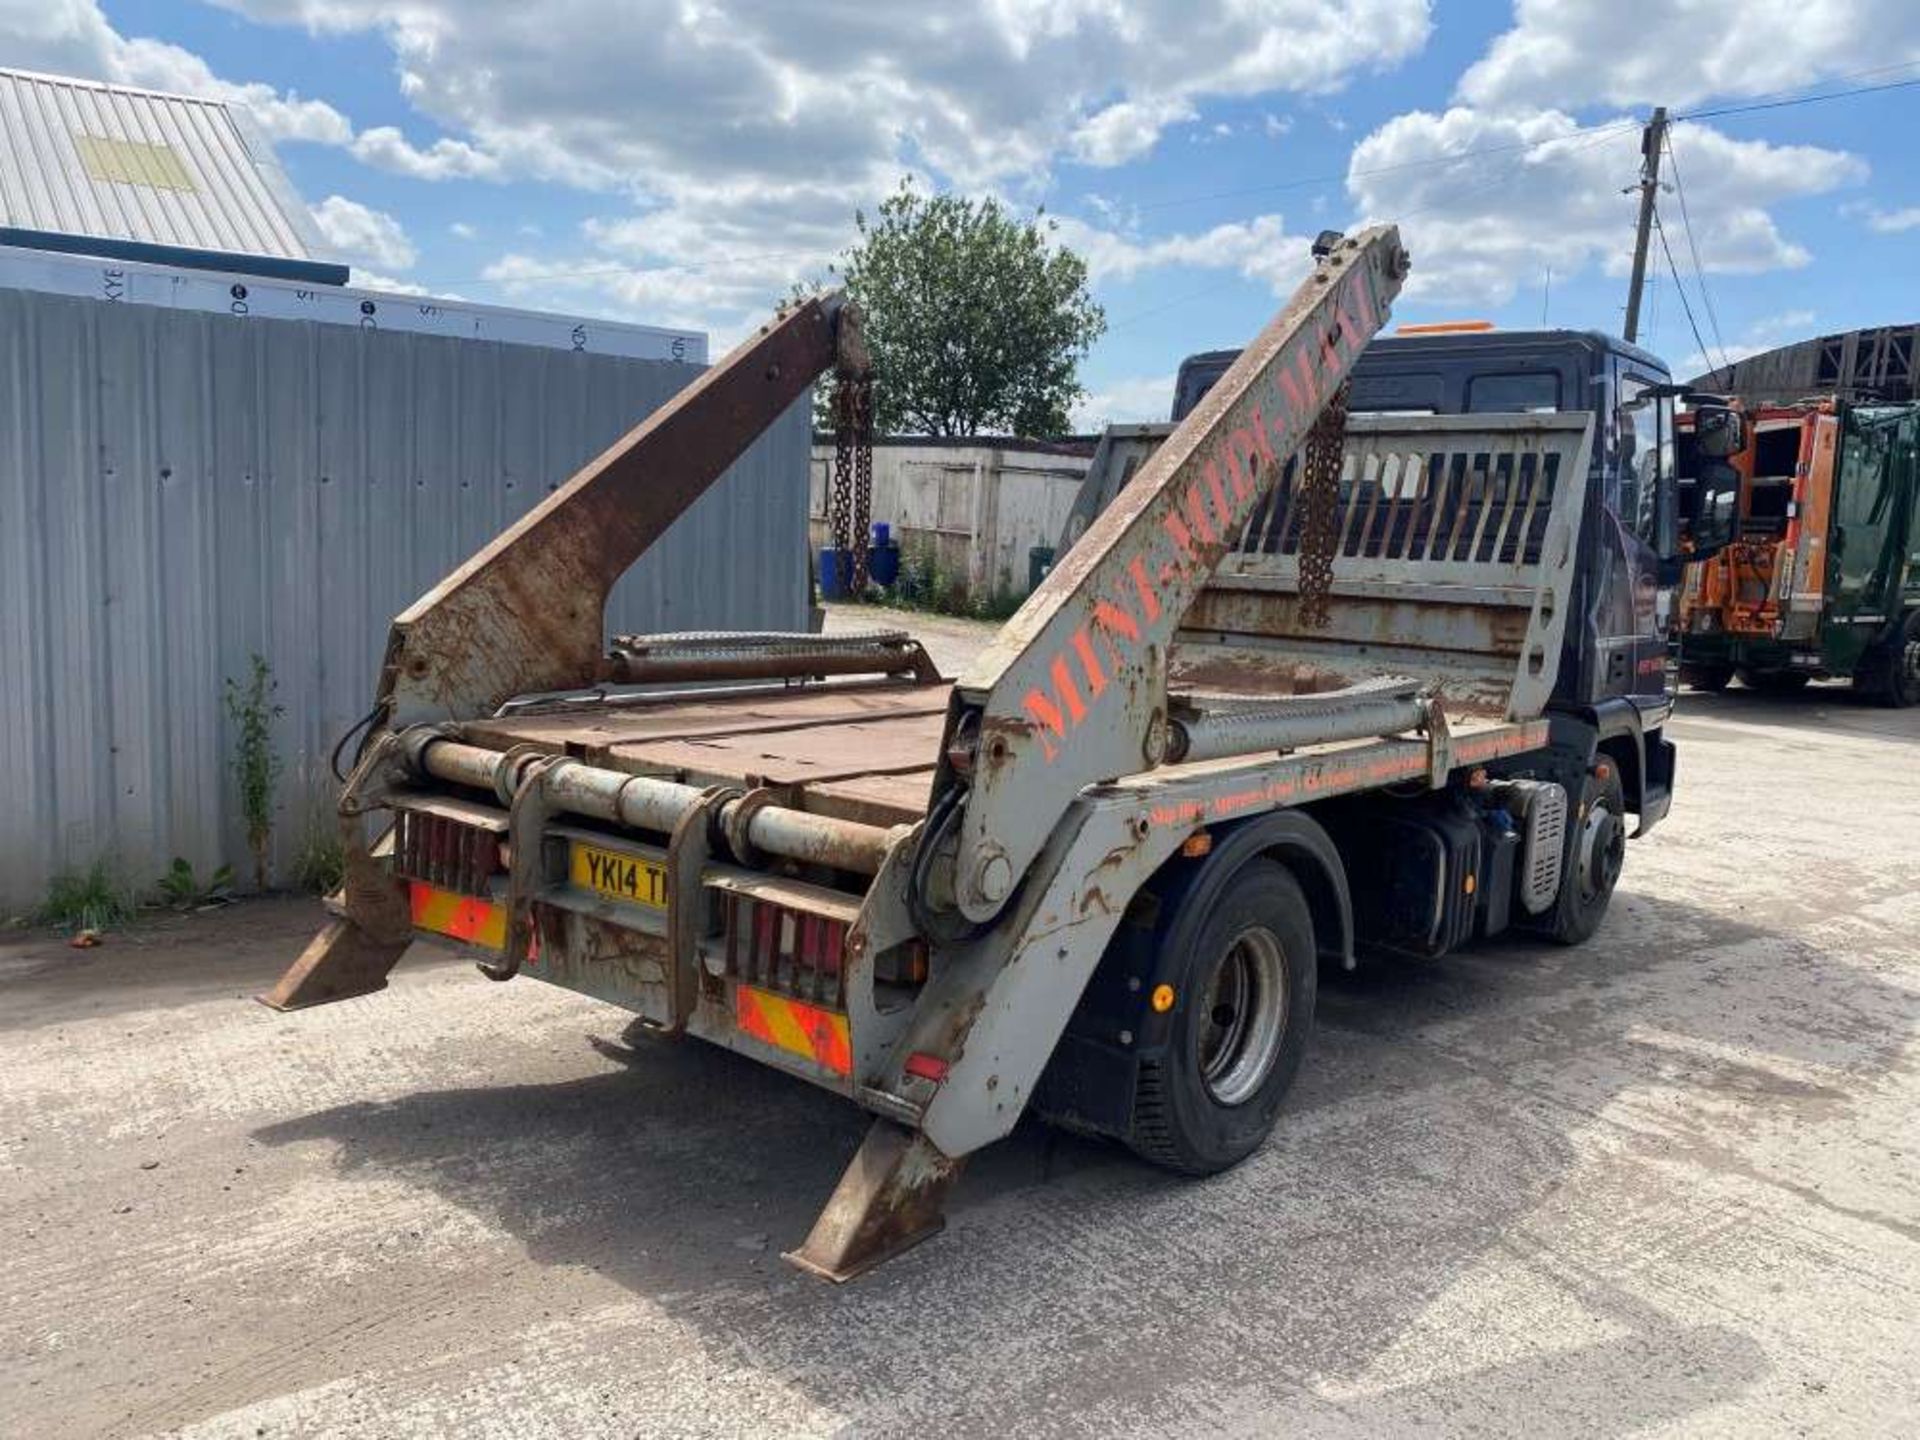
(372, 293), (869, 729)
(928, 227), (1411, 924)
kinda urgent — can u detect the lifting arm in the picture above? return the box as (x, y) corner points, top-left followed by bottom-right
(930, 227), (1410, 922)
(374, 294), (866, 727)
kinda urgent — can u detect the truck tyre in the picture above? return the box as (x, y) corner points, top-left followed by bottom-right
(1538, 766), (1626, 947)
(1681, 663), (1732, 693)
(1856, 610), (1920, 708)
(1128, 860), (1316, 1176)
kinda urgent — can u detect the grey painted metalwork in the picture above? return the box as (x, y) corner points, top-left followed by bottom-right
(0, 287), (809, 907)
(1188, 411), (1594, 720)
(0, 66), (332, 274)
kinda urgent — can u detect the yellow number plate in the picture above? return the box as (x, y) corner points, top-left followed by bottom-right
(570, 842), (668, 910)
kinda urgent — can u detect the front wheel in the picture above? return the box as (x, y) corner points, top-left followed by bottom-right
(1536, 766), (1626, 947)
(1128, 860), (1317, 1175)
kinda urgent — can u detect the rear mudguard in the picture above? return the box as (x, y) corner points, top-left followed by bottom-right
(1030, 811), (1351, 1143)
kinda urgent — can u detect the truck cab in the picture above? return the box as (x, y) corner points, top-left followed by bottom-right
(1162, 327), (1687, 828)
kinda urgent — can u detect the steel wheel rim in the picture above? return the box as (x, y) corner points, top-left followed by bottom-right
(1577, 800), (1623, 904)
(1198, 925), (1288, 1107)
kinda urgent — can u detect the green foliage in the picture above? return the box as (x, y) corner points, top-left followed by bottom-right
(155, 857), (234, 910)
(875, 538), (1025, 621)
(37, 859), (135, 932)
(292, 819), (346, 896)
(828, 179), (1105, 438)
(225, 653), (284, 891)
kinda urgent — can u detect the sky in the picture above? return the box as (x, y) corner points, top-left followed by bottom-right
(6, 0), (1918, 429)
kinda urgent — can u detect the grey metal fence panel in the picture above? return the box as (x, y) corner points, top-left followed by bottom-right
(0, 287), (809, 908)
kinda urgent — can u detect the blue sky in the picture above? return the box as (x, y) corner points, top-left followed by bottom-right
(10, 1), (1918, 426)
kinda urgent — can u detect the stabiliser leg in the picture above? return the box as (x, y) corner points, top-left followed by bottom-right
(260, 821), (412, 1011)
(786, 1119), (964, 1282)
(259, 920), (408, 1011)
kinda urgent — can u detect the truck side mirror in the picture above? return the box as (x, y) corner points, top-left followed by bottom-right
(1692, 405), (1744, 460)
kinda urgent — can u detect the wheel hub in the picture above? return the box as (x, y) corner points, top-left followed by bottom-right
(1576, 800), (1623, 903)
(1198, 926), (1289, 1107)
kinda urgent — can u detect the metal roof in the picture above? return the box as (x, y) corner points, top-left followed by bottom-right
(0, 65), (345, 284)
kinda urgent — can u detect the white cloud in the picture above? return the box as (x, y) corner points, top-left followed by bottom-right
(1459, 0), (1920, 110)
(1071, 98), (1197, 167)
(1676, 310), (1819, 377)
(184, 0), (1432, 337)
(348, 269), (430, 295)
(448, 221), (476, 240)
(1054, 213), (1317, 296)
(311, 194), (417, 271)
(3, 0), (1438, 339)
(1751, 308), (1816, 337)
(350, 126), (502, 181)
(1072, 374), (1175, 430)
(215, 0), (1431, 187)
(1345, 106), (1865, 307)
(1859, 204), (1920, 233)
(0, 0), (353, 144)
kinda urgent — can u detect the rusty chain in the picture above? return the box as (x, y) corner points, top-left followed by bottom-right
(1295, 379), (1349, 629)
(830, 372), (875, 593)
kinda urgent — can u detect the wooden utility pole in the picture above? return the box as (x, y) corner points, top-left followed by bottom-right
(1622, 106), (1668, 345)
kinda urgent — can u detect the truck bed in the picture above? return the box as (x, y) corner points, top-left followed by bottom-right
(457, 672), (1540, 833)
(462, 679), (955, 827)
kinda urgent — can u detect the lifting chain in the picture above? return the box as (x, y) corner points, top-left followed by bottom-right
(830, 371), (875, 593)
(1295, 379), (1349, 629)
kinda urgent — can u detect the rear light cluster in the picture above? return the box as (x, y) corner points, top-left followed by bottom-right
(721, 893), (848, 1005)
(393, 809), (502, 896)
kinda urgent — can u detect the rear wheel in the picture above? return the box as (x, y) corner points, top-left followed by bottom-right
(1537, 766), (1626, 947)
(1128, 860), (1317, 1175)
(1855, 610), (1920, 709)
(1681, 663), (1733, 693)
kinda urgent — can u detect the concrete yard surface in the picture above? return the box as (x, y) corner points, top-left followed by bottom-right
(3, 634), (1918, 1435)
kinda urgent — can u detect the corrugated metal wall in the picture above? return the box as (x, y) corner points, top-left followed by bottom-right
(0, 288), (810, 908)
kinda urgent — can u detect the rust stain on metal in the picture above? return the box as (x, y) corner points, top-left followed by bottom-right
(786, 1119), (962, 1282)
(377, 297), (845, 727)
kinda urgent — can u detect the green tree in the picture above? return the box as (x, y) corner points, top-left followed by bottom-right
(829, 180), (1106, 438)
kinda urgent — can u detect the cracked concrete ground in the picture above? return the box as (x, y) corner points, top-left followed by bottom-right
(3, 615), (1916, 1438)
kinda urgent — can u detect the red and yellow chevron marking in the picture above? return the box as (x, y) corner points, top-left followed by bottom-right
(410, 881), (506, 950)
(734, 984), (852, 1076)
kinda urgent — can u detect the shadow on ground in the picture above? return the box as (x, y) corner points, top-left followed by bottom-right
(246, 889), (1914, 1433)
(1674, 680), (1920, 741)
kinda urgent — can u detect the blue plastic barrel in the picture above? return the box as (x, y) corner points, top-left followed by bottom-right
(818, 546), (848, 599)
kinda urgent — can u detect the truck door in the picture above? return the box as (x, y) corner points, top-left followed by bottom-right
(1604, 368), (1675, 699)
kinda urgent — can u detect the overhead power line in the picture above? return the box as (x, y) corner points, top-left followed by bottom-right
(1659, 130), (1733, 382)
(1653, 208), (1723, 385)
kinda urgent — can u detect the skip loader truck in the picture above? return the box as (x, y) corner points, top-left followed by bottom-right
(265, 227), (1733, 1280)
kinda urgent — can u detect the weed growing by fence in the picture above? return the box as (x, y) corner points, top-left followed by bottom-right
(293, 820), (346, 896)
(37, 860), (136, 932)
(155, 857), (234, 910)
(876, 538), (1025, 621)
(226, 653), (284, 892)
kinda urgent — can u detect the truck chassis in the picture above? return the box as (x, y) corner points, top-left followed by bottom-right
(266, 229), (1623, 1279)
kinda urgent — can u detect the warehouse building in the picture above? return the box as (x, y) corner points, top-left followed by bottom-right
(0, 67), (809, 907)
